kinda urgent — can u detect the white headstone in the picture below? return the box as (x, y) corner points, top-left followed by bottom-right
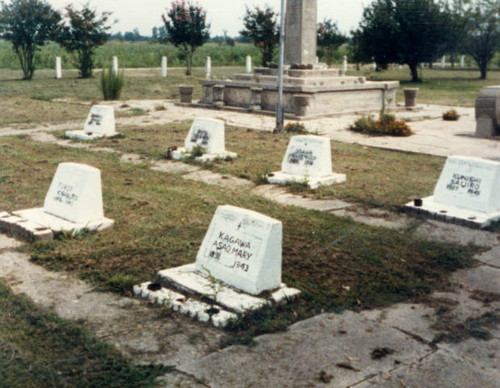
(342, 56), (348, 73)
(371, 62), (376, 71)
(398, 65), (403, 70)
(195, 205), (282, 295)
(112, 56), (118, 74)
(55, 57), (62, 79)
(460, 55), (465, 68)
(246, 55), (252, 73)
(433, 156), (500, 213)
(43, 163), (104, 224)
(184, 118), (225, 155)
(161, 56), (168, 77)
(441, 55), (446, 69)
(205, 56), (211, 77)
(281, 135), (333, 178)
(84, 105), (116, 136)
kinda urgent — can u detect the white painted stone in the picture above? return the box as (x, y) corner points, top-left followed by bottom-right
(271, 287), (302, 304)
(55, 57), (62, 79)
(196, 205), (283, 295)
(434, 156), (500, 213)
(405, 156), (500, 227)
(42, 163), (105, 224)
(112, 56), (118, 74)
(205, 56), (211, 77)
(66, 105), (116, 140)
(371, 62), (376, 71)
(161, 56), (168, 77)
(268, 135), (346, 189)
(171, 118), (237, 161)
(158, 264), (270, 313)
(460, 55), (465, 68)
(212, 310), (238, 328)
(342, 56), (347, 73)
(84, 105), (116, 136)
(441, 55), (446, 69)
(246, 55), (252, 73)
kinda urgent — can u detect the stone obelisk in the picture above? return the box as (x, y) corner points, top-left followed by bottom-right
(284, 0), (317, 65)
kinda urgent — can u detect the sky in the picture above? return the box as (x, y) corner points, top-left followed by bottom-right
(46, 0), (367, 37)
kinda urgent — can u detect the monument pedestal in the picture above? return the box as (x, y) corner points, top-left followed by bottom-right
(193, 67), (399, 119)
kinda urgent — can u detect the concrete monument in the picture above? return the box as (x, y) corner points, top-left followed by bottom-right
(171, 118), (237, 162)
(134, 205), (300, 327)
(268, 135), (346, 189)
(475, 86), (500, 138)
(66, 105), (117, 140)
(191, 0), (398, 119)
(405, 156), (500, 228)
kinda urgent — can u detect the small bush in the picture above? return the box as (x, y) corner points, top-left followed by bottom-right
(442, 109), (460, 121)
(100, 67), (125, 100)
(349, 114), (412, 136)
(285, 122), (307, 134)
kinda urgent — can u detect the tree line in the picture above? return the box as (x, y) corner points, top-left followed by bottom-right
(0, 0), (498, 81)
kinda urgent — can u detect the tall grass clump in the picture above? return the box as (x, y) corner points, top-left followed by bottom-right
(100, 67), (124, 100)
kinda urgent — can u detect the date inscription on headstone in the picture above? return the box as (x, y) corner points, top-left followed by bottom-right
(282, 135), (333, 178)
(185, 118), (225, 154)
(190, 129), (210, 146)
(196, 205), (282, 295)
(433, 156), (500, 213)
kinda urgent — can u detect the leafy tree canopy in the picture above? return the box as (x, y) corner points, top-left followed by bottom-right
(0, 0), (60, 80)
(162, 0), (210, 75)
(240, 6), (279, 66)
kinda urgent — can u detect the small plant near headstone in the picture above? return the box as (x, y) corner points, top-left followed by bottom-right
(442, 109), (460, 121)
(202, 267), (223, 315)
(100, 67), (124, 100)
(348, 114), (412, 136)
(284, 122), (308, 134)
(188, 144), (205, 159)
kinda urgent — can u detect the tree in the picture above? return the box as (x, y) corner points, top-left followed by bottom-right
(240, 6), (279, 66)
(0, 0), (60, 80)
(56, 3), (111, 79)
(461, 0), (500, 79)
(317, 19), (348, 66)
(162, 0), (210, 75)
(352, 0), (455, 82)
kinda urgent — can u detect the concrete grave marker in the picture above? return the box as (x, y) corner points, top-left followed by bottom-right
(246, 55), (252, 73)
(136, 205), (300, 327)
(268, 135), (346, 189)
(161, 56), (168, 77)
(2, 163), (114, 240)
(55, 57), (62, 79)
(171, 118), (237, 161)
(66, 105), (116, 140)
(405, 156), (500, 227)
(112, 56), (118, 74)
(195, 205), (282, 295)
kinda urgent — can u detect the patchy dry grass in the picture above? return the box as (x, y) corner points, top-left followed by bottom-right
(91, 123), (444, 210)
(0, 137), (476, 332)
(0, 283), (169, 387)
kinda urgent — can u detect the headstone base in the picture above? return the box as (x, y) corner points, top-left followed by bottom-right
(404, 196), (500, 228)
(171, 147), (237, 162)
(65, 130), (118, 141)
(134, 263), (300, 328)
(9, 208), (113, 237)
(0, 211), (53, 242)
(267, 171), (346, 189)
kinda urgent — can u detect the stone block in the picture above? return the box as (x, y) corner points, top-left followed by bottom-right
(405, 156), (500, 227)
(475, 86), (500, 138)
(268, 135), (346, 189)
(195, 205), (283, 295)
(66, 105), (116, 140)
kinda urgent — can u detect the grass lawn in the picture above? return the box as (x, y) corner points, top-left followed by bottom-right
(0, 283), (168, 387)
(88, 122), (445, 210)
(0, 137), (477, 336)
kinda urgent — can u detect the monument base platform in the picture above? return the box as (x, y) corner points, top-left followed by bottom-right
(268, 171), (346, 189)
(171, 148), (237, 162)
(193, 68), (399, 119)
(134, 263), (300, 328)
(404, 196), (500, 229)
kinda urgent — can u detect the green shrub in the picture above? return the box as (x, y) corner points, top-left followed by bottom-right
(349, 114), (412, 136)
(442, 109), (460, 121)
(284, 122), (308, 134)
(100, 67), (124, 100)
